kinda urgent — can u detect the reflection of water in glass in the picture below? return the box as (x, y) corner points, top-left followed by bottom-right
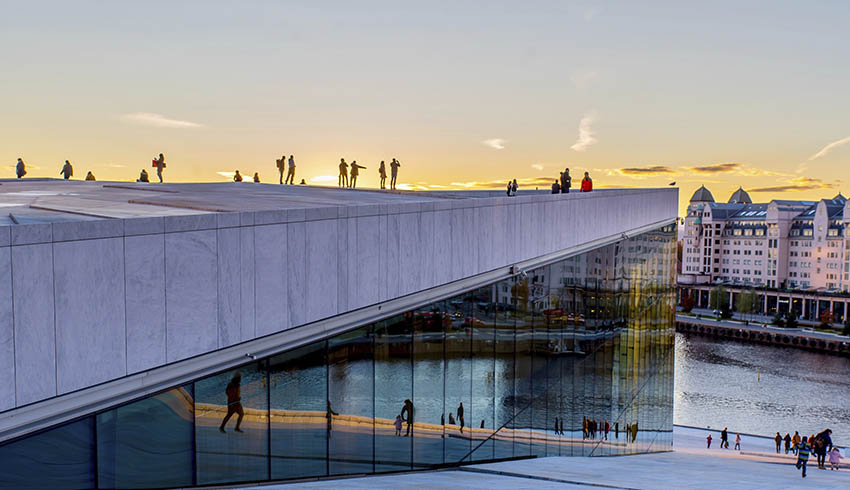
(675, 333), (850, 446)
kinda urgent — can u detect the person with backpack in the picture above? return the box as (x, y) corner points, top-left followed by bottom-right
(154, 153), (166, 182)
(815, 429), (833, 469)
(277, 155), (286, 184)
(561, 168), (572, 193)
(15, 158), (26, 179)
(60, 160), (73, 179)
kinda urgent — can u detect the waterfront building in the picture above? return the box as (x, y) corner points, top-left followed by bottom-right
(679, 186), (850, 321)
(0, 181), (676, 488)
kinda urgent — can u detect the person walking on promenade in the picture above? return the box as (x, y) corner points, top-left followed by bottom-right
(720, 427), (728, 449)
(253, 172), (260, 183)
(285, 155), (296, 184)
(815, 429), (833, 469)
(784, 433), (792, 454)
(828, 447), (842, 470)
(349, 161), (366, 188)
(706, 433), (712, 449)
(15, 158), (26, 179)
(795, 436), (812, 478)
(775, 432), (783, 453)
(580, 171), (593, 192)
(338, 158), (349, 187)
(457, 401), (465, 434)
(562, 168), (571, 193)
(551, 179), (561, 194)
(233, 170), (243, 182)
(401, 399), (414, 437)
(389, 158), (401, 190)
(734, 433), (741, 450)
(60, 160), (73, 179)
(153, 153), (166, 182)
(219, 372), (244, 433)
(85, 171), (96, 181)
(378, 161), (387, 189)
(137, 169), (150, 182)
(792, 432), (801, 455)
(277, 155), (285, 184)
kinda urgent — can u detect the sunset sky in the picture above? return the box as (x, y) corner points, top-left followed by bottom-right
(2, 1), (849, 216)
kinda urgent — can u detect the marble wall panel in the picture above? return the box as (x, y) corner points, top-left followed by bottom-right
(165, 230), (218, 362)
(0, 248), (13, 410)
(286, 222), (306, 328)
(255, 224), (288, 337)
(432, 210), (452, 287)
(54, 238), (127, 394)
(476, 205), (494, 273)
(125, 234), (167, 374)
(240, 227), (256, 340)
(378, 215), (388, 302)
(336, 218), (349, 313)
(12, 244), (56, 405)
(305, 219), (338, 323)
(490, 203), (506, 270)
(355, 216), (381, 309)
(450, 209), (464, 282)
(385, 214), (400, 300)
(216, 228), (241, 347)
(419, 210), (436, 290)
(398, 212), (421, 296)
(346, 218), (358, 308)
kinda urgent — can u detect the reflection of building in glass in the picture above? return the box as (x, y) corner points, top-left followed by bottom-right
(0, 225), (676, 489)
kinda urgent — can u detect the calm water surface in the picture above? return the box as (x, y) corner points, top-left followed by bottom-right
(675, 332), (850, 446)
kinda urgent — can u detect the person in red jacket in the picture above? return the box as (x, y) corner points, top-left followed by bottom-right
(580, 172), (593, 192)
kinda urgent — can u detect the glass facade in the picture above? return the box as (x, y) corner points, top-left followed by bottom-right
(0, 225), (676, 489)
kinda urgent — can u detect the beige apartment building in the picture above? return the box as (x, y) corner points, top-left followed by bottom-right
(679, 186), (850, 321)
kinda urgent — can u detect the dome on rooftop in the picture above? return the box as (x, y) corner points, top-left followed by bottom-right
(728, 187), (752, 204)
(690, 185), (715, 203)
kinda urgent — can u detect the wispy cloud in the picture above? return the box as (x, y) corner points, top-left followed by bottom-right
(618, 165), (675, 176)
(120, 112), (205, 129)
(570, 111), (598, 152)
(808, 135), (850, 160)
(531, 163), (544, 171)
(483, 138), (506, 150)
(449, 176), (556, 189)
(684, 162), (741, 174)
(570, 70), (598, 90)
(749, 176), (835, 193)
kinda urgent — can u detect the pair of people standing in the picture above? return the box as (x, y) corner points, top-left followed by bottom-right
(277, 155), (296, 184)
(551, 169), (592, 194)
(338, 158), (367, 188)
(506, 179), (518, 196)
(378, 158), (401, 189)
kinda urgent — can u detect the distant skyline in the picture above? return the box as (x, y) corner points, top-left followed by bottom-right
(2, 1), (849, 216)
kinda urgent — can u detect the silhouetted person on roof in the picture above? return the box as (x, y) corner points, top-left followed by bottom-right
(349, 161), (366, 188)
(379, 161), (387, 189)
(137, 169), (150, 182)
(580, 172), (593, 192)
(253, 172), (260, 183)
(285, 155), (296, 184)
(562, 168), (571, 194)
(15, 158), (26, 179)
(85, 171), (96, 181)
(551, 180), (560, 194)
(219, 372), (244, 433)
(390, 158), (401, 189)
(511, 179), (518, 195)
(60, 160), (73, 179)
(154, 153), (166, 182)
(277, 155), (285, 184)
(338, 158), (349, 187)
(233, 170), (243, 182)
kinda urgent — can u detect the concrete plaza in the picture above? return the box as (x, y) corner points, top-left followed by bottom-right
(240, 426), (849, 489)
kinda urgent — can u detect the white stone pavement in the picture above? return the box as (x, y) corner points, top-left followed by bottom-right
(233, 427), (850, 489)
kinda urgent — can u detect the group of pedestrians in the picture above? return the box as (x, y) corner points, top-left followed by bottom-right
(13, 157), (106, 182)
(706, 427), (743, 450)
(772, 429), (841, 477)
(337, 158), (400, 189)
(550, 168), (594, 194)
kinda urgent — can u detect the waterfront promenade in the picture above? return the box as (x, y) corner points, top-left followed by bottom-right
(240, 426), (849, 489)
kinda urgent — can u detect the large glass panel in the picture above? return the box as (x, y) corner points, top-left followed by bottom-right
(97, 385), (194, 488)
(493, 279), (516, 460)
(444, 292), (473, 463)
(195, 361), (269, 485)
(412, 301), (446, 468)
(328, 325), (374, 475)
(470, 286), (495, 461)
(374, 315), (413, 472)
(269, 341), (327, 480)
(513, 276), (533, 458)
(0, 417), (95, 490)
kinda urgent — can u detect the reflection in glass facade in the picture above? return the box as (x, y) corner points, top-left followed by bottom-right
(0, 225), (676, 489)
